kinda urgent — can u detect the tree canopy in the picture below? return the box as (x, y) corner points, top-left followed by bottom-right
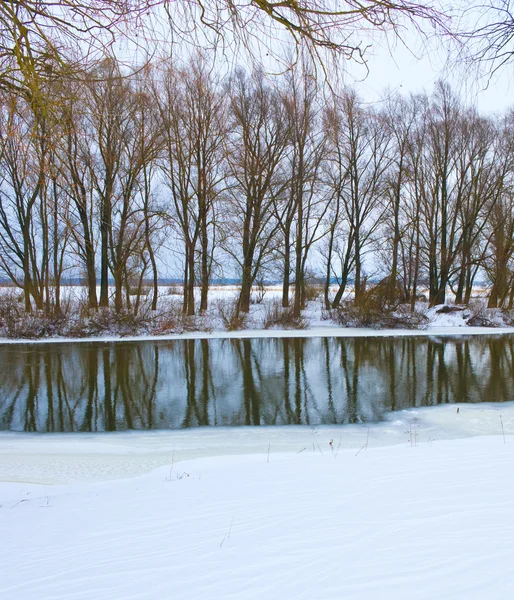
(0, 0), (452, 94)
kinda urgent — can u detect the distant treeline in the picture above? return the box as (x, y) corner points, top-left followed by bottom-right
(0, 52), (512, 317)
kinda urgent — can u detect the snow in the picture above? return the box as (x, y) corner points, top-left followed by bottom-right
(2, 283), (513, 343)
(1, 402), (512, 484)
(1, 429), (513, 600)
(1, 301), (513, 600)
(0, 324), (513, 345)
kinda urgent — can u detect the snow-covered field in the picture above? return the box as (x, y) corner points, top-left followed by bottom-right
(1, 403), (513, 599)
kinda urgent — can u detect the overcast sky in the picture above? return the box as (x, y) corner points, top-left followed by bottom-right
(124, 3), (514, 116)
(340, 3), (514, 116)
(345, 41), (513, 115)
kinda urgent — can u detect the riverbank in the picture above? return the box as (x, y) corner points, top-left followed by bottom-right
(1, 430), (512, 600)
(2, 324), (514, 344)
(1, 402), (512, 483)
(2, 285), (514, 343)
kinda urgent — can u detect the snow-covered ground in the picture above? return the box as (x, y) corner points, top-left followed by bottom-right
(1, 402), (511, 484)
(2, 283), (514, 342)
(1, 403), (513, 599)
(2, 287), (513, 598)
(1, 323), (513, 344)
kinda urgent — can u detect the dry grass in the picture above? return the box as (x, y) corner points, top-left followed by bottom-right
(303, 281), (323, 303)
(263, 300), (307, 330)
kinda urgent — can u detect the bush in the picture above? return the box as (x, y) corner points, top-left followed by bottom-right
(216, 299), (248, 331)
(250, 280), (266, 305)
(3, 308), (68, 339)
(465, 301), (499, 327)
(263, 300), (307, 330)
(128, 285), (150, 296)
(0, 291), (78, 338)
(303, 280), (323, 303)
(0, 291), (22, 327)
(67, 307), (153, 338)
(499, 309), (514, 326)
(330, 302), (428, 330)
(354, 277), (405, 312)
(168, 285), (182, 296)
(152, 310), (212, 335)
(385, 305), (429, 329)
(330, 302), (382, 328)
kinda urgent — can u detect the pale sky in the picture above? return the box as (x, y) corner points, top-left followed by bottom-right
(348, 45), (514, 115)
(340, 5), (514, 115)
(125, 3), (514, 116)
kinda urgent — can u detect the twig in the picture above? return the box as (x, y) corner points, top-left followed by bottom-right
(311, 429), (323, 455)
(220, 517), (234, 548)
(267, 442), (271, 463)
(501, 414), (506, 444)
(334, 436), (342, 459)
(166, 450), (175, 481)
(355, 428), (369, 456)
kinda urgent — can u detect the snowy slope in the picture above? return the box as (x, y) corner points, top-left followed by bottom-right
(1, 435), (513, 600)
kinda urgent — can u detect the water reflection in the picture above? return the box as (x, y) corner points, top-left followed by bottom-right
(0, 335), (513, 432)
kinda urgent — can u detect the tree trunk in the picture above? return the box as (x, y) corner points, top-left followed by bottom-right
(100, 204), (110, 308)
(239, 264), (252, 314)
(282, 231), (291, 308)
(199, 222), (209, 312)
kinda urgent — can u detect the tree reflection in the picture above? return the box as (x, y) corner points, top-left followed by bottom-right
(0, 335), (513, 432)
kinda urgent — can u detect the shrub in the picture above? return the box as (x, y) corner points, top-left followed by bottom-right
(355, 277), (405, 312)
(385, 305), (429, 329)
(3, 309), (68, 339)
(465, 301), (499, 327)
(67, 307), (152, 338)
(500, 309), (514, 326)
(330, 302), (428, 330)
(168, 285), (182, 296)
(216, 298), (248, 331)
(128, 285), (150, 296)
(0, 291), (22, 327)
(250, 280), (266, 305)
(152, 310), (212, 335)
(263, 300), (307, 329)
(303, 280), (323, 303)
(330, 302), (382, 328)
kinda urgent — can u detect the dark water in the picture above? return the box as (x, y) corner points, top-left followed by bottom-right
(1, 335), (514, 433)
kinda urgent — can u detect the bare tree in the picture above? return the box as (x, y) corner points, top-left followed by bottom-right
(381, 93), (418, 305)
(224, 68), (289, 315)
(155, 57), (225, 315)
(166, 0), (450, 67)
(329, 90), (392, 308)
(57, 76), (99, 309)
(279, 64), (329, 316)
(484, 111), (514, 308)
(0, 90), (49, 310)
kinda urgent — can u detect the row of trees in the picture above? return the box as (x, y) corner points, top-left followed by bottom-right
(1, 54), (514, 317)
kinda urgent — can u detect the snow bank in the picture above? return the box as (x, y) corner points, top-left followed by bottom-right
(1, 402), (512, 484)
(0, 324), (513, 345)
(1, 286), (513, 344)
(1, 434), (512, 600)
